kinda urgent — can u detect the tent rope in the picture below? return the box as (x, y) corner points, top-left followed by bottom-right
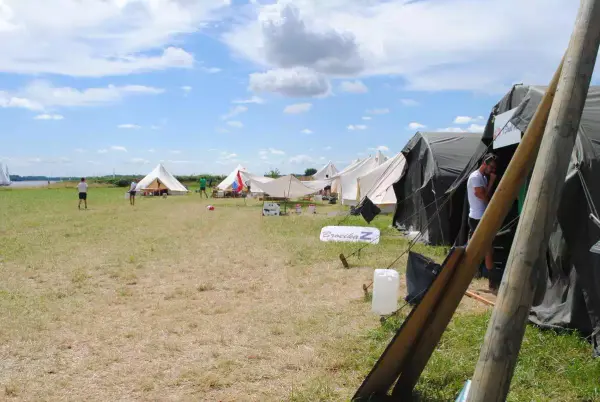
(576, 165), (600, 218)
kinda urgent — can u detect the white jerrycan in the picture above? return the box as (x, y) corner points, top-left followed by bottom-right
(371, 269), (400, 315)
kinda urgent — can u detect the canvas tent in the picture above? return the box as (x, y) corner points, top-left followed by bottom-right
(336, 151), (388, 205)
(392, 131), (483, 246)
(312, 161), (338, 181)
(218, 165), (247, 191)
(239, 171), (274, 194)
(249, 175), (315, 199)
(135, 163), (188, 194)
(356, 152), (407, 212)
(446, 84), (600, 356)
(0, 163), (10, 186)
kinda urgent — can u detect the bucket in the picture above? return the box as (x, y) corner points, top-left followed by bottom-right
(295, 204), (302, 214)
(308, 204), (316, 214)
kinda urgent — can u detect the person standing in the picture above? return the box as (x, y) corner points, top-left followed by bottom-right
(199, 177), (208, 198)
(77, 177), (88, 210)
(467, 153), (497, 281)
(129, 179), (137, 206)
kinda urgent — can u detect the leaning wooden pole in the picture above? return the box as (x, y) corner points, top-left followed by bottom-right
(468, 1), (600, 401)
(388, 56), (565, 398)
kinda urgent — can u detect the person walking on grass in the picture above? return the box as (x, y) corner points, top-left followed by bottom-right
(199, 176), (208, 198)
(467, 153), (498, 287)
(129, 179), (138, 206)
(77, 177), (88, 210)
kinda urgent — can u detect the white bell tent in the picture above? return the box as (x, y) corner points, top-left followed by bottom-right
(135, 163), (188, 194)
(312, 161), (338, 181)
(357, 152), (407, 212)
(337, 151), (388, 206)
(217, 164), (247, 191)
(249, 175), (316, 199)
(0, 163), (10, 186)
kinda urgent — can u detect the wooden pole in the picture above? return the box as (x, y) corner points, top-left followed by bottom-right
(390, 55), (565, 398)
(468, 1), (600, 400)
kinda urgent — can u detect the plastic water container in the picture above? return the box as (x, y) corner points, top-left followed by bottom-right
(371, 269), (400, 315)
(295, 204), (302, 214)
(307, 204), (316, 214)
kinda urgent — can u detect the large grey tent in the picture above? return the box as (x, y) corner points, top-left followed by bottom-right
(391, 131), (483, 246)
(446, 84), (600, 356)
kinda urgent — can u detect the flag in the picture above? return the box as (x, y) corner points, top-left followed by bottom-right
(232, 171), (244, 193)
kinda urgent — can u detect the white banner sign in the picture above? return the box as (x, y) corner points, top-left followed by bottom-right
(493, 107), (522, 149)
(319, 226), (380, 244)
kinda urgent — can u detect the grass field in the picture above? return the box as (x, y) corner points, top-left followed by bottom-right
(0, 187), (598, 401)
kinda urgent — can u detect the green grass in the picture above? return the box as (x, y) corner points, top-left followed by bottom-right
(0, 187), (597, 401)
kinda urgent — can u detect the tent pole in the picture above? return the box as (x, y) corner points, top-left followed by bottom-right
(468, 1), (600, 400)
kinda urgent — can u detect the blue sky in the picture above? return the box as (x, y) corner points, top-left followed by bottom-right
(0, 0), (582, 176)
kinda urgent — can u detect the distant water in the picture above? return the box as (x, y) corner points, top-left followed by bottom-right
(5, 181), (57, 188)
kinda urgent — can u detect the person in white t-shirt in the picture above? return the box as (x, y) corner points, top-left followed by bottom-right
(129, 179), (137, 206)
(466, 153), (497, 274)
(77, 177), (88, 210)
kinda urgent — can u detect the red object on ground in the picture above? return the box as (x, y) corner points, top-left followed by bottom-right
(207, 205), (215, 211)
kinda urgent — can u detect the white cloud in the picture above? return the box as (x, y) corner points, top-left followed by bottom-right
(34, 114), (63, 120)
(348, 124), (367, 131)
(324, 146), (332, 151)
(0, 81), (164, 111)
(362, 116), (372, 121)
(301, 129), (313, 134)
(233, 96), (265, 104)
(181, 86), (192, 94)
(221, 105), (248, 120)
(0, 1), (230, 77)
(339, 80), (368, 94)
(97, 149), (108, 154)
(74, 148), (85, 153)
(217, 127), (230, 133)
(400, 99), (419, 107)
(147, 149), (156, 153)
(220, 152), (238, 160)
(370, 145), (389, 152)
(130, 158), (150, 165)
(268, 148), (285, 155)
(289, 154), (314, 164)
(408, 122), (426, 130)
(150, 125), (161, 130)
(222, 1), (577, 92)
(284, 102), (312, 114)
(249, 67), (330, 98)
(110, 146), (127, 152)
(226, 121), (244, 128)
(454, 116), (485, 124)
(468, 124), (486, 132)
(367, 108), (390, 115)
(169, 150), (182, 154)
(118, 124), (141, 129)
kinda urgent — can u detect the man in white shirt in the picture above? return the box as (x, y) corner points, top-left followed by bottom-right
(467, 153), (497, 275)
(77, 177), (88, 210)
(129, 179), (137, 206)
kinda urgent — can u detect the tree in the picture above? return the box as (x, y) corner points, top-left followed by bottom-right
(265, 168), (281, 178)
(304, 168), (317, 176)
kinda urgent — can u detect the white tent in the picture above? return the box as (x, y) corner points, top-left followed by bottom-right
(336, 152), (388, 206)
(303, 179), (333, 191)
(240, 171), (274, 193)
(217, 164), (247, 191)
(357, 152), (407, 212)
(0, 163), (10, 186)
(249, 175), (315, 199)
(312, 161), (338, 180)
(330, 158), (365, 193)
(135, 163), (188, 194)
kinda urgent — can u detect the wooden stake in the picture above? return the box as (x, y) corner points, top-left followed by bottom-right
(468, 1), (600, 400)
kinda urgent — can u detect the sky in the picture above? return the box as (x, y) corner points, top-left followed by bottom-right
(0, 0), (586, 177)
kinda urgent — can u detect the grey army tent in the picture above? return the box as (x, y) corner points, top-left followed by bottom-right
(391, 131), (483, 246)
(446, 84), (600, 356)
